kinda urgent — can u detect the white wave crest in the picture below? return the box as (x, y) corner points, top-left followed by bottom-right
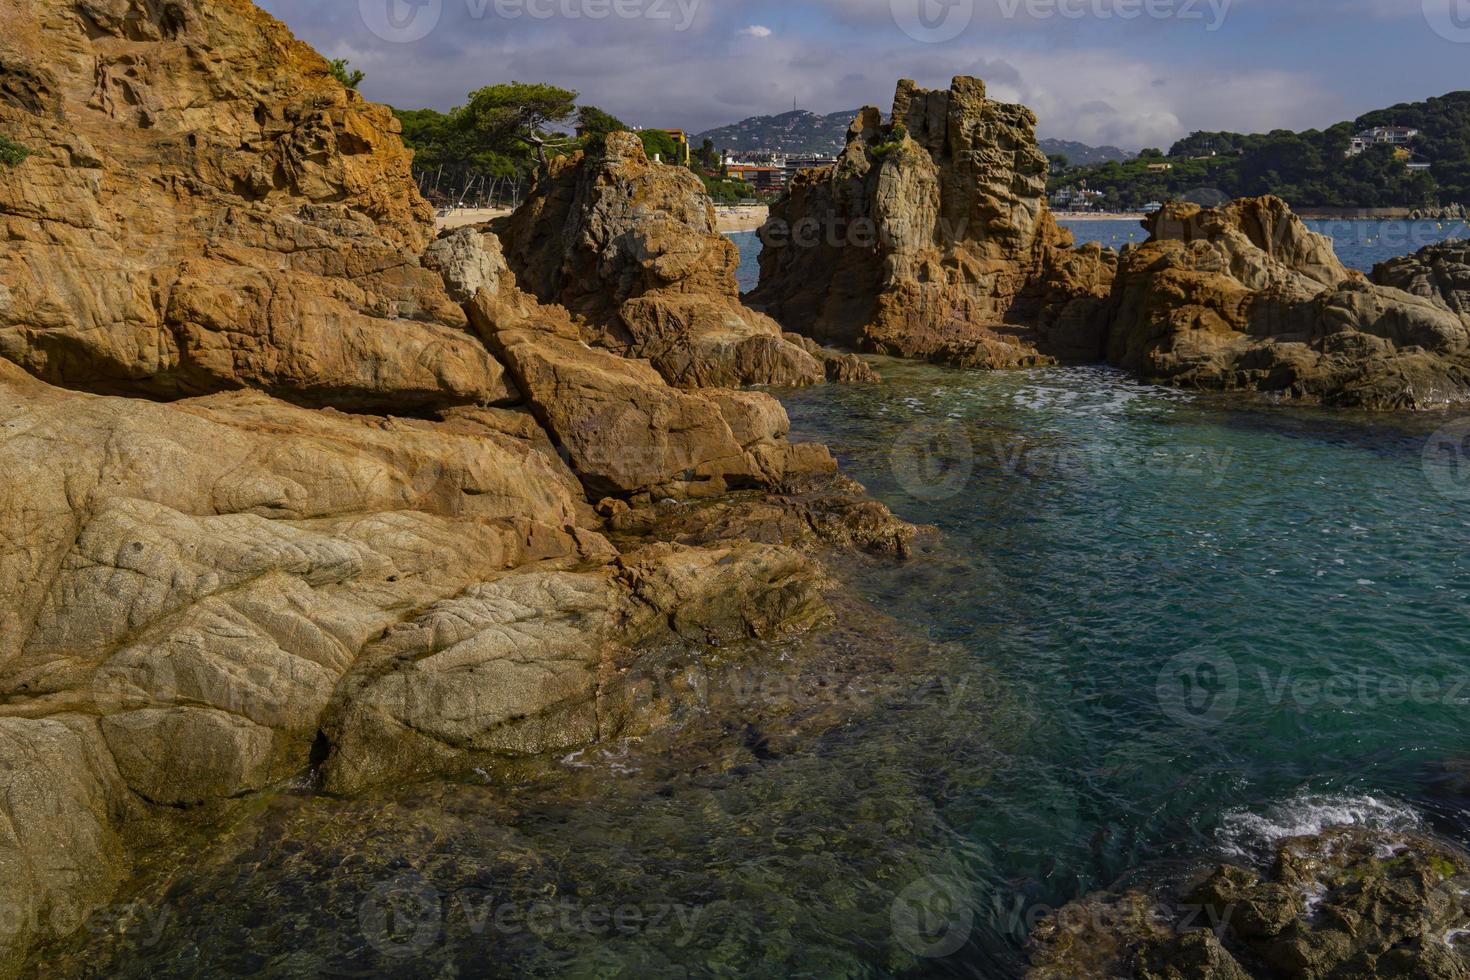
(1216, 792), (1422, 861)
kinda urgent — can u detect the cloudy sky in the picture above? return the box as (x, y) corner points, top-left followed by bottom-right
(258, 0), (1470, 151)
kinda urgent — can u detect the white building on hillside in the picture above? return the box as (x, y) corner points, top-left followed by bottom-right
(1346, 126), (1420, 157)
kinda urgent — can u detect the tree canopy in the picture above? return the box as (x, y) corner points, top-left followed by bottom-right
(576, 105), (628, 140)
(391, 83), (757, 206)
(457, 82), (578, 165)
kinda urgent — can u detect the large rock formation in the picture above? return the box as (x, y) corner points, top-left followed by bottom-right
(0, 0), (517, 411)
(0, 1), (907, 973)
(454, 226), (837, 499)
(498, 133), (869, 387)
(1105, 198), (1470, 408)
(746, 77), (1467, 409)
(0, 357), (846, 970)
(748, 77), (1116, 368)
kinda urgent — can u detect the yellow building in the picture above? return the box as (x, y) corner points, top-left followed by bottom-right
(662, 128), (692, 166)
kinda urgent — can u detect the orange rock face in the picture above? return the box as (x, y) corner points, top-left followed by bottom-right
(0, 4), (897, 975)
(1105, 197), (1470, 408)
(748, 76), (1115, 369)
(0, 0), (512, 409)
(498, 132), (832, 388)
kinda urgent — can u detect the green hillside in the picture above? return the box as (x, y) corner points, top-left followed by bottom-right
(1053, 92), (1470, 210)
(693, 110), (852, 156)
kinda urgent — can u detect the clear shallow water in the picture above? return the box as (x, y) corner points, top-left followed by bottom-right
(56, 233), (1470, 978)
(772, 362), (1470, 970)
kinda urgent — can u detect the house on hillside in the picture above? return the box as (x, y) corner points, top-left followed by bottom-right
(781, 154), (835, 184)
(1050, 186), (1105, 211)
(1346, 126), (1420, 157)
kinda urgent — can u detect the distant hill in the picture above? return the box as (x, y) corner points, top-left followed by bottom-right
(695, 109), (1135, 165)
(1055, 90), (1470, 210)
(1039, 139), (1132, 165)
(693, 110), (853, 156)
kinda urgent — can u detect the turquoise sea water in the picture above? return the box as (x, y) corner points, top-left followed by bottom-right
(61, 229), (1470, 978)
(775, 360), (1470, 931)
(731, 225), (1470, 969)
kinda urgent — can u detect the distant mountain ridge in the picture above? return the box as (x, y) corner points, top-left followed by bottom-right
(693, 109), (1131, 163)
(693, 109), (853, 156)
(1038, 138), (1133, 165)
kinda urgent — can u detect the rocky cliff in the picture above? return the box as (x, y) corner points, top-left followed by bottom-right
(0, 1), (910, 972)
(0, 0), (516, 411)
(747, 77), (1115, 369)
(1105, 198), (1470, 408)
(497, 132), (872, 387)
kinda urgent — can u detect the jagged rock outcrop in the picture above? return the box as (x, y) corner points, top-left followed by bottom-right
(0, 0), (512, 411)
(1407, 203), (1469, 221)
(0, 355), (597, 972)
(497, 132), (834, 389)
(1374, 239), (1470, 320)
(0, 356), (846, 970)
(1105, 198), (1470, 408)
(460, 227), (837, 499)
(1028, 824), (1470, 979)
(748, 76), (1116, 368)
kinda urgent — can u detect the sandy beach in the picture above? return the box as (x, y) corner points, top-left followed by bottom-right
(437, 204), (770, 234)
(1054, 211), (1146, 222)
(435, 207), (511, 231)
(714, 205), (769, 233)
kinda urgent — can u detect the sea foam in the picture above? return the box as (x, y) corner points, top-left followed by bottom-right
(1216, 792), (1422, 861)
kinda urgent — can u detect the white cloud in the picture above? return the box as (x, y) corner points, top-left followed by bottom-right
(257, 0), (1399, 150)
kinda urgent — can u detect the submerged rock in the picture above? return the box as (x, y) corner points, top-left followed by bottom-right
(748, 76), (1115, 368)
(320, 541), (834, 795)
(1027, 824), (1470, 979)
